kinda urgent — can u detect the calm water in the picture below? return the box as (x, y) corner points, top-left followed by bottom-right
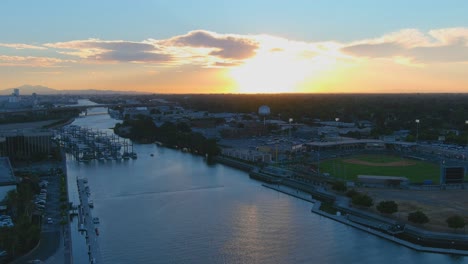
(65, 101), (467, 264)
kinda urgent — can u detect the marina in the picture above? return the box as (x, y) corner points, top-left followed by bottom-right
(56, 125), (137, 162)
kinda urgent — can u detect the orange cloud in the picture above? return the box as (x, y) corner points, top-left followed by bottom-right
(342, 27), (468, 64)
(0, 55), (73, 67)
(0, 43), (46, 50)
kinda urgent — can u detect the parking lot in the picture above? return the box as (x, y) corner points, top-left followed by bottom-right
(12, 163), (71, 264)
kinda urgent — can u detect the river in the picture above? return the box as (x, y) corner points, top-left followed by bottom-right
(65, 100), (466, 264)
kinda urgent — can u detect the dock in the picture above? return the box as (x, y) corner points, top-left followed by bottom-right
(77, 178), (102, 263)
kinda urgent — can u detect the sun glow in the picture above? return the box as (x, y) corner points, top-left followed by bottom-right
(229, 36), (340, 93)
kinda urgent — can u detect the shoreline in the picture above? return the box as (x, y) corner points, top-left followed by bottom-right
(215, 156), (468, 256)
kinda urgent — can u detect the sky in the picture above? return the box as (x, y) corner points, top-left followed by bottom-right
(1, 0), (467, 94)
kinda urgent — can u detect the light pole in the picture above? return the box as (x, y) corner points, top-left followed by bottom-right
(415, 119), (420, 143)
(289, 118), (293, 138)
(335, 118), (340, 141)
(465, 120), (468, 146)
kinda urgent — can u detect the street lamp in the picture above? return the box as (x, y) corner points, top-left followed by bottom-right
(289, 118), (293, 138)
(335, 118), (340, 141)
(415, 119), (420, 143)
(465, 120), (468, 147)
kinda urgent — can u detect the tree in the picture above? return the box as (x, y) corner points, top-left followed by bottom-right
(408, 211), (429, 225)
(446, 215), (465, 230)
(331, 181), (347, 192)
(351, 193), (373, 207)
(346, 189), (359, 198)
(376, 200), (398, 214)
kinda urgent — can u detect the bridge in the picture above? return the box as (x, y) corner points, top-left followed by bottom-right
(0, 103), (157, 117)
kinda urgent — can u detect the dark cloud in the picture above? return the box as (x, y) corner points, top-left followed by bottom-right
(342, 42), (404, 58)
(410, 44), (468, 63)
(91, 50), (171, 63)
(167, 30), (259, 60)
(47, 40), (172, 63)
(93, 42), (156, 53)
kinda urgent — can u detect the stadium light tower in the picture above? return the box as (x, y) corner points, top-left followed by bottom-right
(465, 120), (468, 146)
(415, 119), (420, 143)
(289, 118), (293, 138)
(335, 118), (340, 141)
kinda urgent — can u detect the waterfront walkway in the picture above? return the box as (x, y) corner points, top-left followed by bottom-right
(261, 182), (468, 256)
(77, 179), (102, 264)
(262, 183), (316, 203)
(311, 202), (468, 255)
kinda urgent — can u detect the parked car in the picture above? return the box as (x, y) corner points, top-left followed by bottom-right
(0, 215), (11, 221)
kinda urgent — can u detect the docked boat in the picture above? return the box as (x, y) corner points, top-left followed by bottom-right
(122, 152), (131, 160)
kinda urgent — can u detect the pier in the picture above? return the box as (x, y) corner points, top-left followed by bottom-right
(77, 178), (102, 263)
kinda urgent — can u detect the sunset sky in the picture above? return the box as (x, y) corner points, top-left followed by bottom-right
(1, 0), (467, 94)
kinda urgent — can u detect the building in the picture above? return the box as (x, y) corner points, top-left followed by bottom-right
(221, 148), (272, 163)
(358, 175), (409, 187)
(0, 129), (53, 159)
(0, 157), (16, 202)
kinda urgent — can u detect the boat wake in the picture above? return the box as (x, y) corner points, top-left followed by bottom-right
(107, 185), (226, 199)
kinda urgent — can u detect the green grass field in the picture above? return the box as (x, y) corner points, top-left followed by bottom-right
(319, 154), (440, 183)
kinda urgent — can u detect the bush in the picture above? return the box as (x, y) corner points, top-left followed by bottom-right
(376, 200), (398, 214)
(446, 215), (465, 230)
(351, 193), (373, 207)
(319, 201), (337, 214)
(408, 211), (429, 225)
(346, 189), (359, 198)
(331, 181), (347, 192)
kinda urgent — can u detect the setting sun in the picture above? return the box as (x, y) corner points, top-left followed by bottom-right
(229, 36), (339, 93)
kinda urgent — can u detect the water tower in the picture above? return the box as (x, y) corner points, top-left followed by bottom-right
(258, 105), (270, 126)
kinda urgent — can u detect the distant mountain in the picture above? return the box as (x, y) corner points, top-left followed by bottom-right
(0, 85), (147, 95)
(0, 85), (57, 95)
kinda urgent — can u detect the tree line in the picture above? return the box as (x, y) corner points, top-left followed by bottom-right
(114, 115), (220, 157)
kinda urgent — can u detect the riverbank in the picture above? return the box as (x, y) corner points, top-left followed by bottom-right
(215, 155), (468, 256)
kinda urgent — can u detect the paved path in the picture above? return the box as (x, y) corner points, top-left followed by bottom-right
(262, 183), (316, 203)
(77, 179), (102, 264)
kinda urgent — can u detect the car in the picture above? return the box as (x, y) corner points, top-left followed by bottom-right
(0, 215), (11, 221)
(47, 218), (53, 224)
(0, 221), (13, 228)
